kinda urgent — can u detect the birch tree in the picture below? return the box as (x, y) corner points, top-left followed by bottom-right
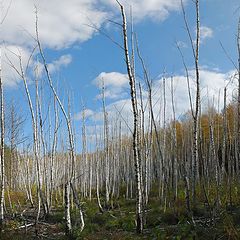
(0, 47), (5, 229)
(181, 0), (200, 206)
(117, 1), (143, 233)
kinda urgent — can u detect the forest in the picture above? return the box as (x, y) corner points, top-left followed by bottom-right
(0, 0), (240, 239)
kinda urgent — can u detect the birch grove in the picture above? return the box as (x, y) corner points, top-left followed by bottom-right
(0, 0), (239, 239)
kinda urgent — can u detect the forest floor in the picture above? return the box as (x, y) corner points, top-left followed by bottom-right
(1, 190), (240, 239)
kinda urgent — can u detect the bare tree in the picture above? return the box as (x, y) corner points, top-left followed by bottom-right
(0, 47), (5, 229)
(237, 18), (240, 177)
(181, 0), (200, 206)
(35, 10), (85, 236)
(116, 1), (143, 233)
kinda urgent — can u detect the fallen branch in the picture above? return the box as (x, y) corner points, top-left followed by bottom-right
(18, 223), (35, 229)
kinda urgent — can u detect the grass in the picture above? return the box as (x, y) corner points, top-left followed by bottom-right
(2, 183), (240, 239)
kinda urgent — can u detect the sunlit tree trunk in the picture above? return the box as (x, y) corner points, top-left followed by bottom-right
(0, 47), (5, 228)
(117, 1), (143, 233)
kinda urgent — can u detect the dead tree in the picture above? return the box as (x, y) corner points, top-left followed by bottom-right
(181, 0), (200, 206)
(7, 49), (47, 233)
(237, 18), (240, 176)
(101, 81), (110, 207)
(0, 47), (5, 229)
(117, 1), (143, 233)
(35, 10), (85, 236)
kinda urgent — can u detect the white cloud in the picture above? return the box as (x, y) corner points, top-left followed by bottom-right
(0, 0), (189, 88)
(88, 69), (236, 131)
(74, 108), (94, 121)
(93, 72), (129, 99)
(1, 45), (32, 87)
(1, 0), (188, 50)
(101, 0), (187, 22)
(199, 26), (213, 42)
(160, 68), (236, 118)
(48, 54), (72, 73)
(1, 46), (73, 87)
(75, 68), (237, 142)
(1, 0), (108, 49)
(0, 0), (108, 87)
(93, 72), (128, 87)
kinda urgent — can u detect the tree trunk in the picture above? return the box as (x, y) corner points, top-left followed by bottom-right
(117, 1), (143, 233)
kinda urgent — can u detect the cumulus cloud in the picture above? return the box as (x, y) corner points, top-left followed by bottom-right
(101, 0), (187, 22)
(1, 0), (188, 51)
(1, 0), (108, 49)
(93, 72), (128, 87)
(74, 108), (94, 121)
(48, 54), (72, 73)
(93, 72), (129, 99)
(199, 26), (213, 43)
(1, 45), (32, 87)
(87, 68), (236, 131)
(156, 68), (236, 119)
(1, 0), (188, 88)
(0, 0), (108, 87)
(1, 45), (73, 87)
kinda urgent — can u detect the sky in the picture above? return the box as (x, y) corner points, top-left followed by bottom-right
(1, 0), (240, 150)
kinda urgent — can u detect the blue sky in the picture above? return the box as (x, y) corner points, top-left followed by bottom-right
(1, 0), (240, 150)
